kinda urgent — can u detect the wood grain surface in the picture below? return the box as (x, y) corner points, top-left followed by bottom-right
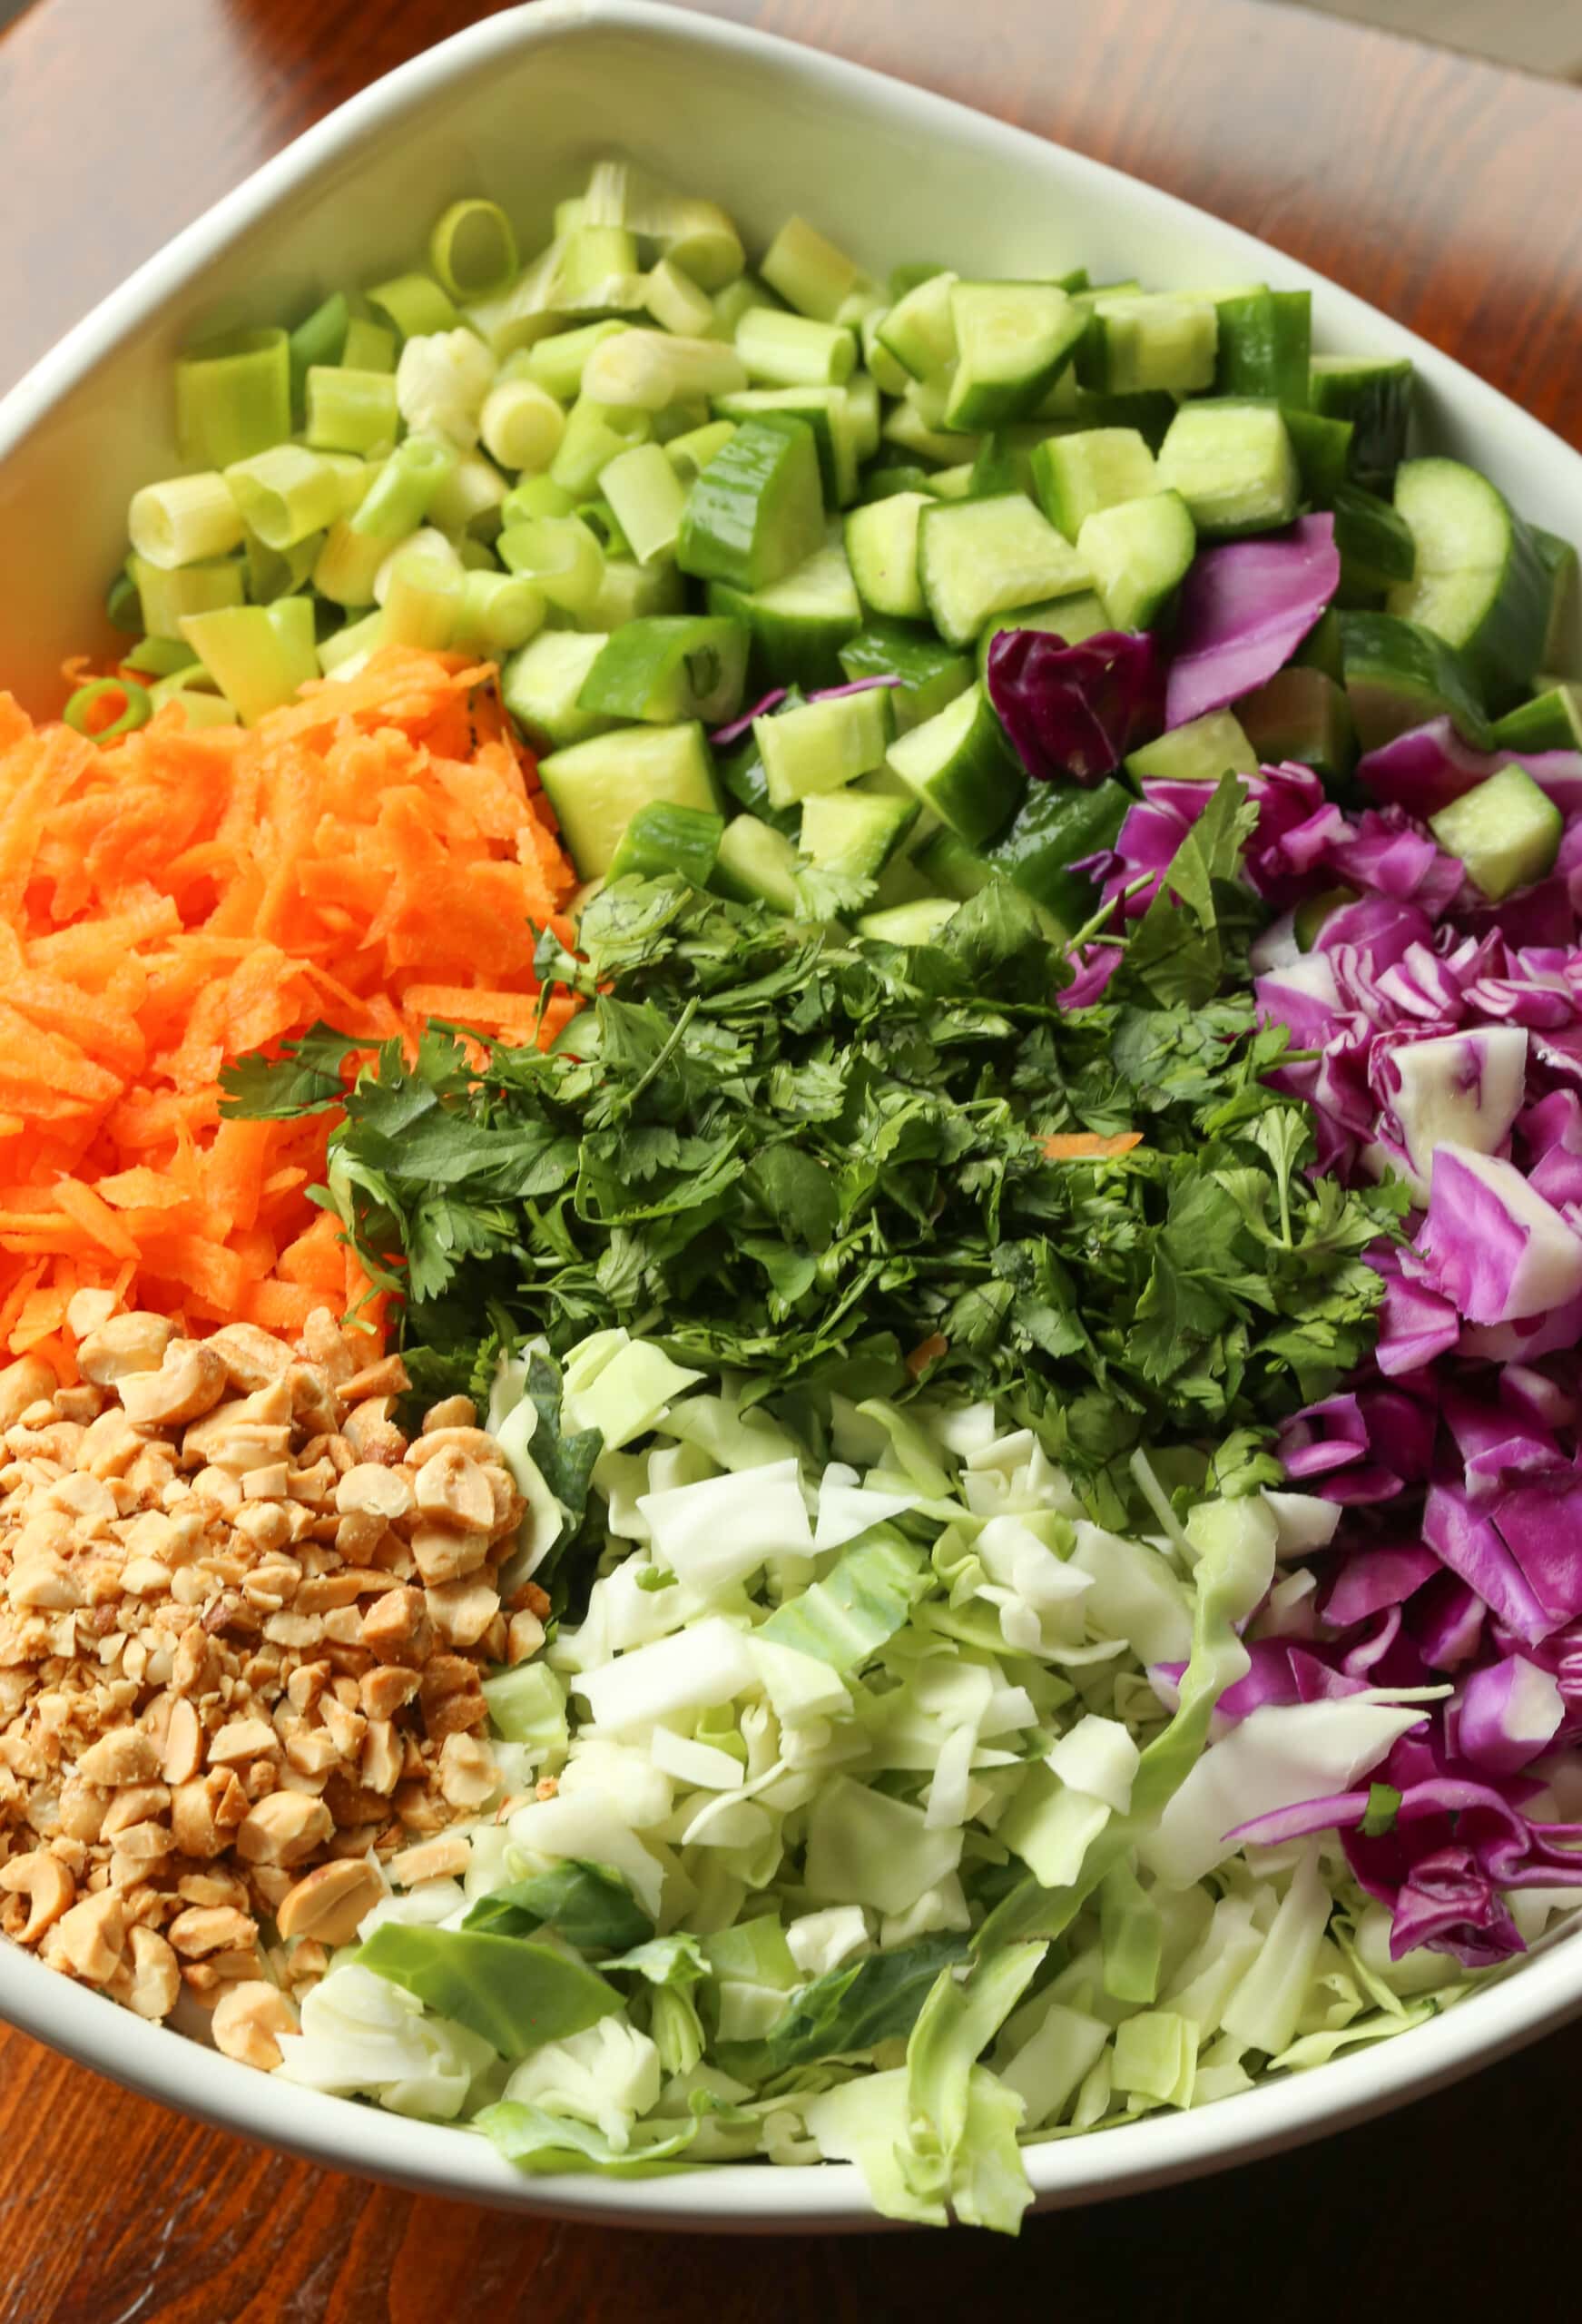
(2, 1), (1581, 2316)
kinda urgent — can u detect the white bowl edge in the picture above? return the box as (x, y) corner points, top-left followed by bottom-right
(1, 0), (1580, 2230)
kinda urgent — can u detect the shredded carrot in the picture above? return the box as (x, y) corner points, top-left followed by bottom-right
(1040, 1132), (1145, 1160)
(0, 646), (575, 1373)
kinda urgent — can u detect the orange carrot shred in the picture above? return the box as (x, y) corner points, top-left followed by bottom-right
(0, 647), (571, 1375)
(1040, 1132), (1145, 1160)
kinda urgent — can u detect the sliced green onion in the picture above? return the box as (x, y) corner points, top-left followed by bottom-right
(129, 554), (246, 639)
(526, 320), (628, 402)
(305, 365), (400, 455)
(105, 567), (143, 634)
(644, 259), (714, 338)
(457, 535), (499, 573)
(146, 668), (238, 729)
(597, 442), (686, 566)
(709, 276), (762, 343)
(734, 306), (857, 389)
(225, 445), (362, 550)
(550, 397), (653, 497)
(500, 475), (575, 527)
(121, 634), (195, 678)
(288, 291), (349, 419)
(63, 675), (152, 744)
(663, 419), (737, 484)
(581, 161), (744, 292)
(373, 527), (461, 606)
(318, 606), (386, 677)
(245, 525), (323, 604)
(497, 513), (605, 615)
(342, 316), (397, 373)
(427, 450), (509, 537)
(554, 195), (586, 239)
(381, 544), (464, 649)
(464, 239), (575, 360)
(350, 434), (458, 537)
(175, 327), (291, 467)
(179, 596), (319, 724)
(580, 330), (746, 411)
(479, 378), (566, 473)
(452, 567), (546, 654)
(560, 226), (641, 308)
(127, 471), (244, 570)
(430, 199), (519, 303)
(575, 498), (633, 559)
(366, 271), (463, 341)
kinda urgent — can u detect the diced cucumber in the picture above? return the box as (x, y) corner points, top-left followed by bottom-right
(1282, 408), (1352, 507)
(930, 464), (978, 501)
(712, 385), (860, 505)
(838, 622), (973, 734)
(707, 535), (862, 690)
(1295, 606), (1345, 682)
(1050, 385), (1178, 452)
(1126, 709), (1255, 783)
(1030, 428), (1158, 538)
(983, 777), (1132, 927)
(676, 415), (825, 592)
(1534, 527), (1579, 674)
(845, 371), (881, 462)
(942, 282), (1086, 430)
(501, 630), (614, 749)
(712, 812), (801, 911)
(718, 705), (802, 836)
(919, 494), (1091, 648)
(577, 615), (749, 725)
(1076, 293), (1218, 396)
(1308, 355), (1413, 487)
(1339, 610), (1490, 751)
(914, 824), (998, 902)
(1332, 481), (1416, 603)
(860, 309), (913, 397)
(1237, 665), (1358, 778)
(756, 687), (894, 807)
(877, 271), (958, 382)
(881, 399), (981, 470)
(860, 462), (943, 505)
(578, 556), (685, 632)
(538, 721), (721, 878)
(1387, 457), (1549, 710)
(857, 899), (960, 943)
(607, 802), (724, 886)
(800, 785), (919, 873)
(1489, 683), (1582, 754)
(1078, 488), (1196, 631)
(1429, 763), (1562, 901)
(1156, 400), (1300, 538)
(977, 592), (1111, 679)
(1214, 288), (1311, 408)
(844, 491), (929, 619)
(884, 680), (1025, 845)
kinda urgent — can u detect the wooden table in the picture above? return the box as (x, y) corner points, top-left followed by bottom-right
(2, 2), (1580, 2315)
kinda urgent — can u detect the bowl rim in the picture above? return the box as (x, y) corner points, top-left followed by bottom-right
(4, 0), (1582, 2231)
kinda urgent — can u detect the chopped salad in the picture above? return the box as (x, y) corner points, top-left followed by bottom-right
(2, 153), (1581, 2230)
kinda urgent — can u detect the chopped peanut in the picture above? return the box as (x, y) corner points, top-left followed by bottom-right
(0, 1340), (525, 2062)
(211, 1980), (299, 2071)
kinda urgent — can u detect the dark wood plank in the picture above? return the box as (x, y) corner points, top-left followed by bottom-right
(2, 1), (1581, 2314)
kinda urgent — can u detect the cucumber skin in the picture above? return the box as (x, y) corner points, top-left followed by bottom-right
(1339, 610), (1491, 752)
(1388, 459), (1550, 714)
(985, 779), (1132, 926)
(1308, 359), (1413, 487)
(676, 416), (824, 593)
(608, 803), (724, 886)
(1214, 289), (1311, 409)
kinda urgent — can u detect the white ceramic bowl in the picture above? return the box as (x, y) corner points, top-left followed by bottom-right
(2, 0), (1581, 2232)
